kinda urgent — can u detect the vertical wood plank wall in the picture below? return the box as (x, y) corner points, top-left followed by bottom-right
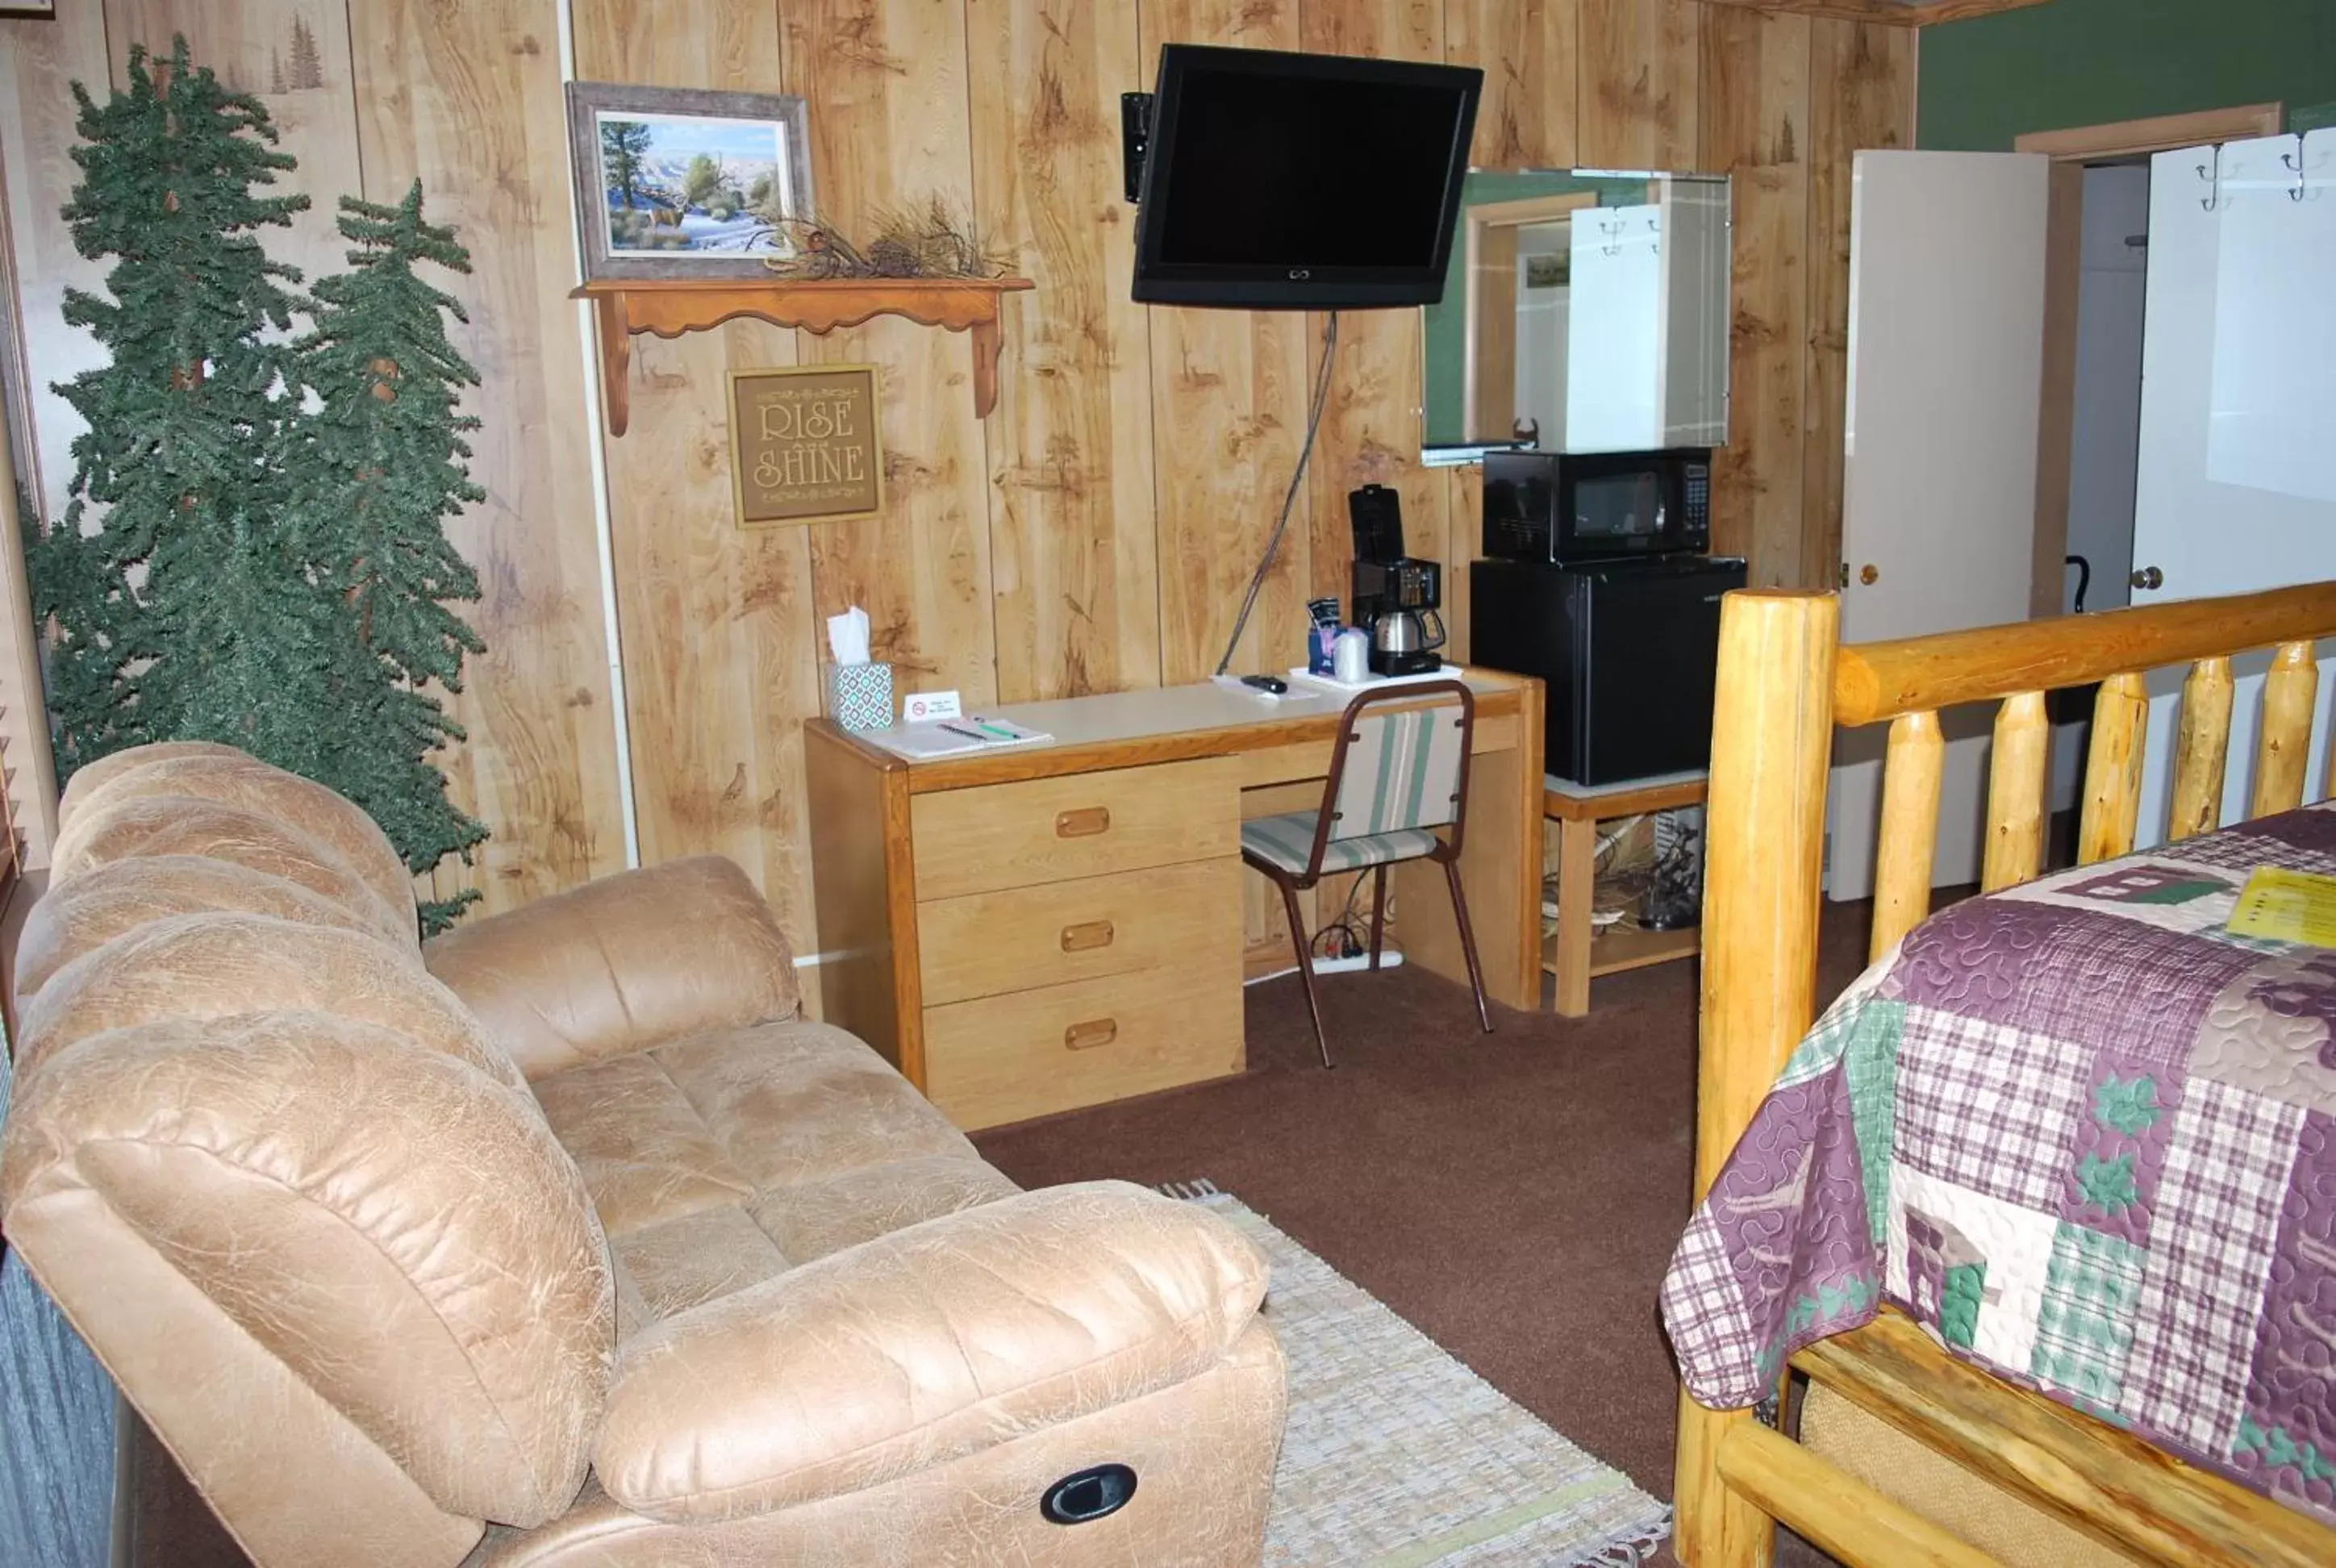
(0, 0), (1913, 974)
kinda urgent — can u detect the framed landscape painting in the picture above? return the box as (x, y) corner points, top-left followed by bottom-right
(567, 82), (815, 281)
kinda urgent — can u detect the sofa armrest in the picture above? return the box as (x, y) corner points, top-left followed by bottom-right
(423, 856), (799, 1080)
(592, 1181), (1271, 1525)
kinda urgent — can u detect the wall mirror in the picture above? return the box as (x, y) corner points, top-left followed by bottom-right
(1421, 169), (1732, 461)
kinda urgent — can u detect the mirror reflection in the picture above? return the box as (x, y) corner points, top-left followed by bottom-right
(1421, 169), (1732, 460)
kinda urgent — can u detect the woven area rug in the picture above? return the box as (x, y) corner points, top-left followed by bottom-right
(1165, 1182), (1671, 1567)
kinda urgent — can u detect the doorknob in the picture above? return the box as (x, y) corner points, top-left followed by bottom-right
(1858, 564), (1879, 586)
(2130, 565), (2163, 591)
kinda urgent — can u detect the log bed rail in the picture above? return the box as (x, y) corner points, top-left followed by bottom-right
(1673, 582), (2336, 1568)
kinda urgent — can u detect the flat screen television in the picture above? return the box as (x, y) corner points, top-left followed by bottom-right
(1132, 46), (1482, 310)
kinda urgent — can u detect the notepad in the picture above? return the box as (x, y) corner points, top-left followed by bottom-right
(2226, 865), (2336, 947)
(867, 716), (1053, 761)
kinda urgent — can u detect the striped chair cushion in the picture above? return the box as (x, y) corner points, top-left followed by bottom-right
(1241, 811), (1441, 877)
(1329, 703), (1466, 840)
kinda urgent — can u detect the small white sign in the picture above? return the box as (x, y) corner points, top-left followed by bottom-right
(901, 689), (963, 724)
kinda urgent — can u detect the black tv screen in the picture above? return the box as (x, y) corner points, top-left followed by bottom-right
(1133, 46), (1481, 310)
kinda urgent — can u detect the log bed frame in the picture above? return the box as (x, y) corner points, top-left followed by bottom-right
(1673, 582), (2336, 1568)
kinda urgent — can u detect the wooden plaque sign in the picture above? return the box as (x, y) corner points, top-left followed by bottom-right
(728, 364), (884, 526)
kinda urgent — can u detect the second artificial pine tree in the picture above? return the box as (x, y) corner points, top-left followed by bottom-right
(288, 184), (490, 932)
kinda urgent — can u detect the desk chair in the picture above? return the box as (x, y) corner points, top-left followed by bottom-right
(1240, 682), (1492, 1068)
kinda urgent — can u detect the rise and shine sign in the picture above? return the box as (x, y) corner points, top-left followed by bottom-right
(728, 364), (885, 526)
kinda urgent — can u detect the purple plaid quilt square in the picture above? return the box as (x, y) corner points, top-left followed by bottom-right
(2228, 800), (2336, 858)
(1896, 899), (2259, 1070)
(1898, 1007), (2089, 1211)
(2125, 1078), (2306, 1455)
(2167, 826), (2336, 882)
(1662, 1207), (1766, 1407)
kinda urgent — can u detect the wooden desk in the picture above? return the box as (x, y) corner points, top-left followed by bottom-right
(807, 669), (1545, 1129)
(1544, 769), (1708, 1017)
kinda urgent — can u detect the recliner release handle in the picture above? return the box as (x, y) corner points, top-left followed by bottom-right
(1041, 1463), (1138, 1524)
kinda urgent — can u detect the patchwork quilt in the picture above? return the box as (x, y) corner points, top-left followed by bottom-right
(1661, 802), (2336, 1526)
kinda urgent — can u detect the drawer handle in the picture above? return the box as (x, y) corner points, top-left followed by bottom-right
(1055, 806), (1112, 838)
(1063, 1017), (1118, 1052)
(1061, 920), (1116, 953)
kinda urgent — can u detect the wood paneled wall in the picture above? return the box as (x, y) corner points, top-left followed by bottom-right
(0, 1), (1911, 978)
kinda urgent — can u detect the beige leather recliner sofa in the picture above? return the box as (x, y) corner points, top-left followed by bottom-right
(0, 742), (1284, 1566)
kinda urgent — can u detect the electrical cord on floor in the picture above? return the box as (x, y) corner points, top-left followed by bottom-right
(1212, 311), (1341, 678)
(1315, 874), (1368, 959)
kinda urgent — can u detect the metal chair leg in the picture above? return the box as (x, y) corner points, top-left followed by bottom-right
(1277, 878), (1335, 1069)
(1441, 857), (1493, 1033)
(1367, 865), (1388, 969)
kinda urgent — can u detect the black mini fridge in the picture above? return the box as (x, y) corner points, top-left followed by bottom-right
(1469, 555), (1746, 786)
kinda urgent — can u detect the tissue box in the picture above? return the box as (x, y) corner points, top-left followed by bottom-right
(824, 661), (894, 732)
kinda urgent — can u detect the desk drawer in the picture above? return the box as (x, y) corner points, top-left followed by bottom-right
(922, 959), (1243, 1130)
(910, 757), (1239, 900)
(918, 858), (1238, 1007)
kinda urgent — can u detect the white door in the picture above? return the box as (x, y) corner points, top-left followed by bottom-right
(2130, 131), (2336, 840)
(1829, 151), (2053, 901)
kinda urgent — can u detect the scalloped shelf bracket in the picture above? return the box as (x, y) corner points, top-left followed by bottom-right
(574, 276), (1035, 436)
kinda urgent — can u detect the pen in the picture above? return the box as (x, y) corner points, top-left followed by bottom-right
(938, 722), (988, 741)
(970, 719), (1018, 739)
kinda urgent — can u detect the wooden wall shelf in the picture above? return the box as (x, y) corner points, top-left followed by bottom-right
(574, 276), (1034, 436)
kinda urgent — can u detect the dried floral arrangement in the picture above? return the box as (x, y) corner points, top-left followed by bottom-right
(762, 194), (1008, 281)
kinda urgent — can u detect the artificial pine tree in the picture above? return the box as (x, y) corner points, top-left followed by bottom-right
(31, 36), (494, 936)
(33, 35), (309, 772)
(286, 183), (489, 932)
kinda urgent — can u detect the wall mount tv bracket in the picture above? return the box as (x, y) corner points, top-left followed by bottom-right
(1121, 93), (1153, 204)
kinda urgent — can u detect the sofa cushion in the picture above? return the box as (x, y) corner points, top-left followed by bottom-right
(15, 912), (525, 1094)
(425, 857), (799, 1081)
(15, 853), (407, 999)
(1, 1010), (611, 1528)
(650, 1021), (978, 1191)
(47, 794), (417, 951)
(532, 1019), (1019, 1341)
(52, 750), (417, 929)
(56, 739), (251, 828)
(532, 1054), (758, 1236)
(590, 1182), (1271, 1524)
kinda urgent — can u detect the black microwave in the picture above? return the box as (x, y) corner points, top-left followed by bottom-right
(1480, 448), (1712, 565)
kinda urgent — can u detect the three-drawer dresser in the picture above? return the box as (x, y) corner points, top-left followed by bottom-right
(803, 673), (1546, 1130)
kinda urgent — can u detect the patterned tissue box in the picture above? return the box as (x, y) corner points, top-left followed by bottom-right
(824, 661), (894, 732)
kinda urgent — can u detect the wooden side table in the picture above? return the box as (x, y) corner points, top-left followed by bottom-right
(1545, 769), (1708, 1016)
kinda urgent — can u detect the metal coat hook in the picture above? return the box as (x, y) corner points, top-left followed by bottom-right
(2283, 134), (2308, 202)
(2198, 144), (2223, 212)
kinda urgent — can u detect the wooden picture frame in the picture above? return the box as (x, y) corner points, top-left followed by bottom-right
(728, 364), (885, 527)
(566, 81), (815, 281)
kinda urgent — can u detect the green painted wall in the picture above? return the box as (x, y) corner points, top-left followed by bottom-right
(1919, 0), (2336, 152)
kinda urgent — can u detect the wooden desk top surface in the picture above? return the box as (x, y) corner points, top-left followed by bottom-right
(808, 667), (1535, 793)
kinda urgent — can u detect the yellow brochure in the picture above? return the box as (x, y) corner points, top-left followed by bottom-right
(2227, 865), (2336, 947)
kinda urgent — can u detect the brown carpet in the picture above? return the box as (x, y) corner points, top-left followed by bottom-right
(128, 903), (1879, 1567)
(978, 907), (1874, 1568)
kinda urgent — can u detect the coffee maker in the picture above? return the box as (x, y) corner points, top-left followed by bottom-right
(1349, 485), (1445, 676)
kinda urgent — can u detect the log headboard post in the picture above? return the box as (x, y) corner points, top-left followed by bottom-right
(1674, 589), (1840, 1568)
